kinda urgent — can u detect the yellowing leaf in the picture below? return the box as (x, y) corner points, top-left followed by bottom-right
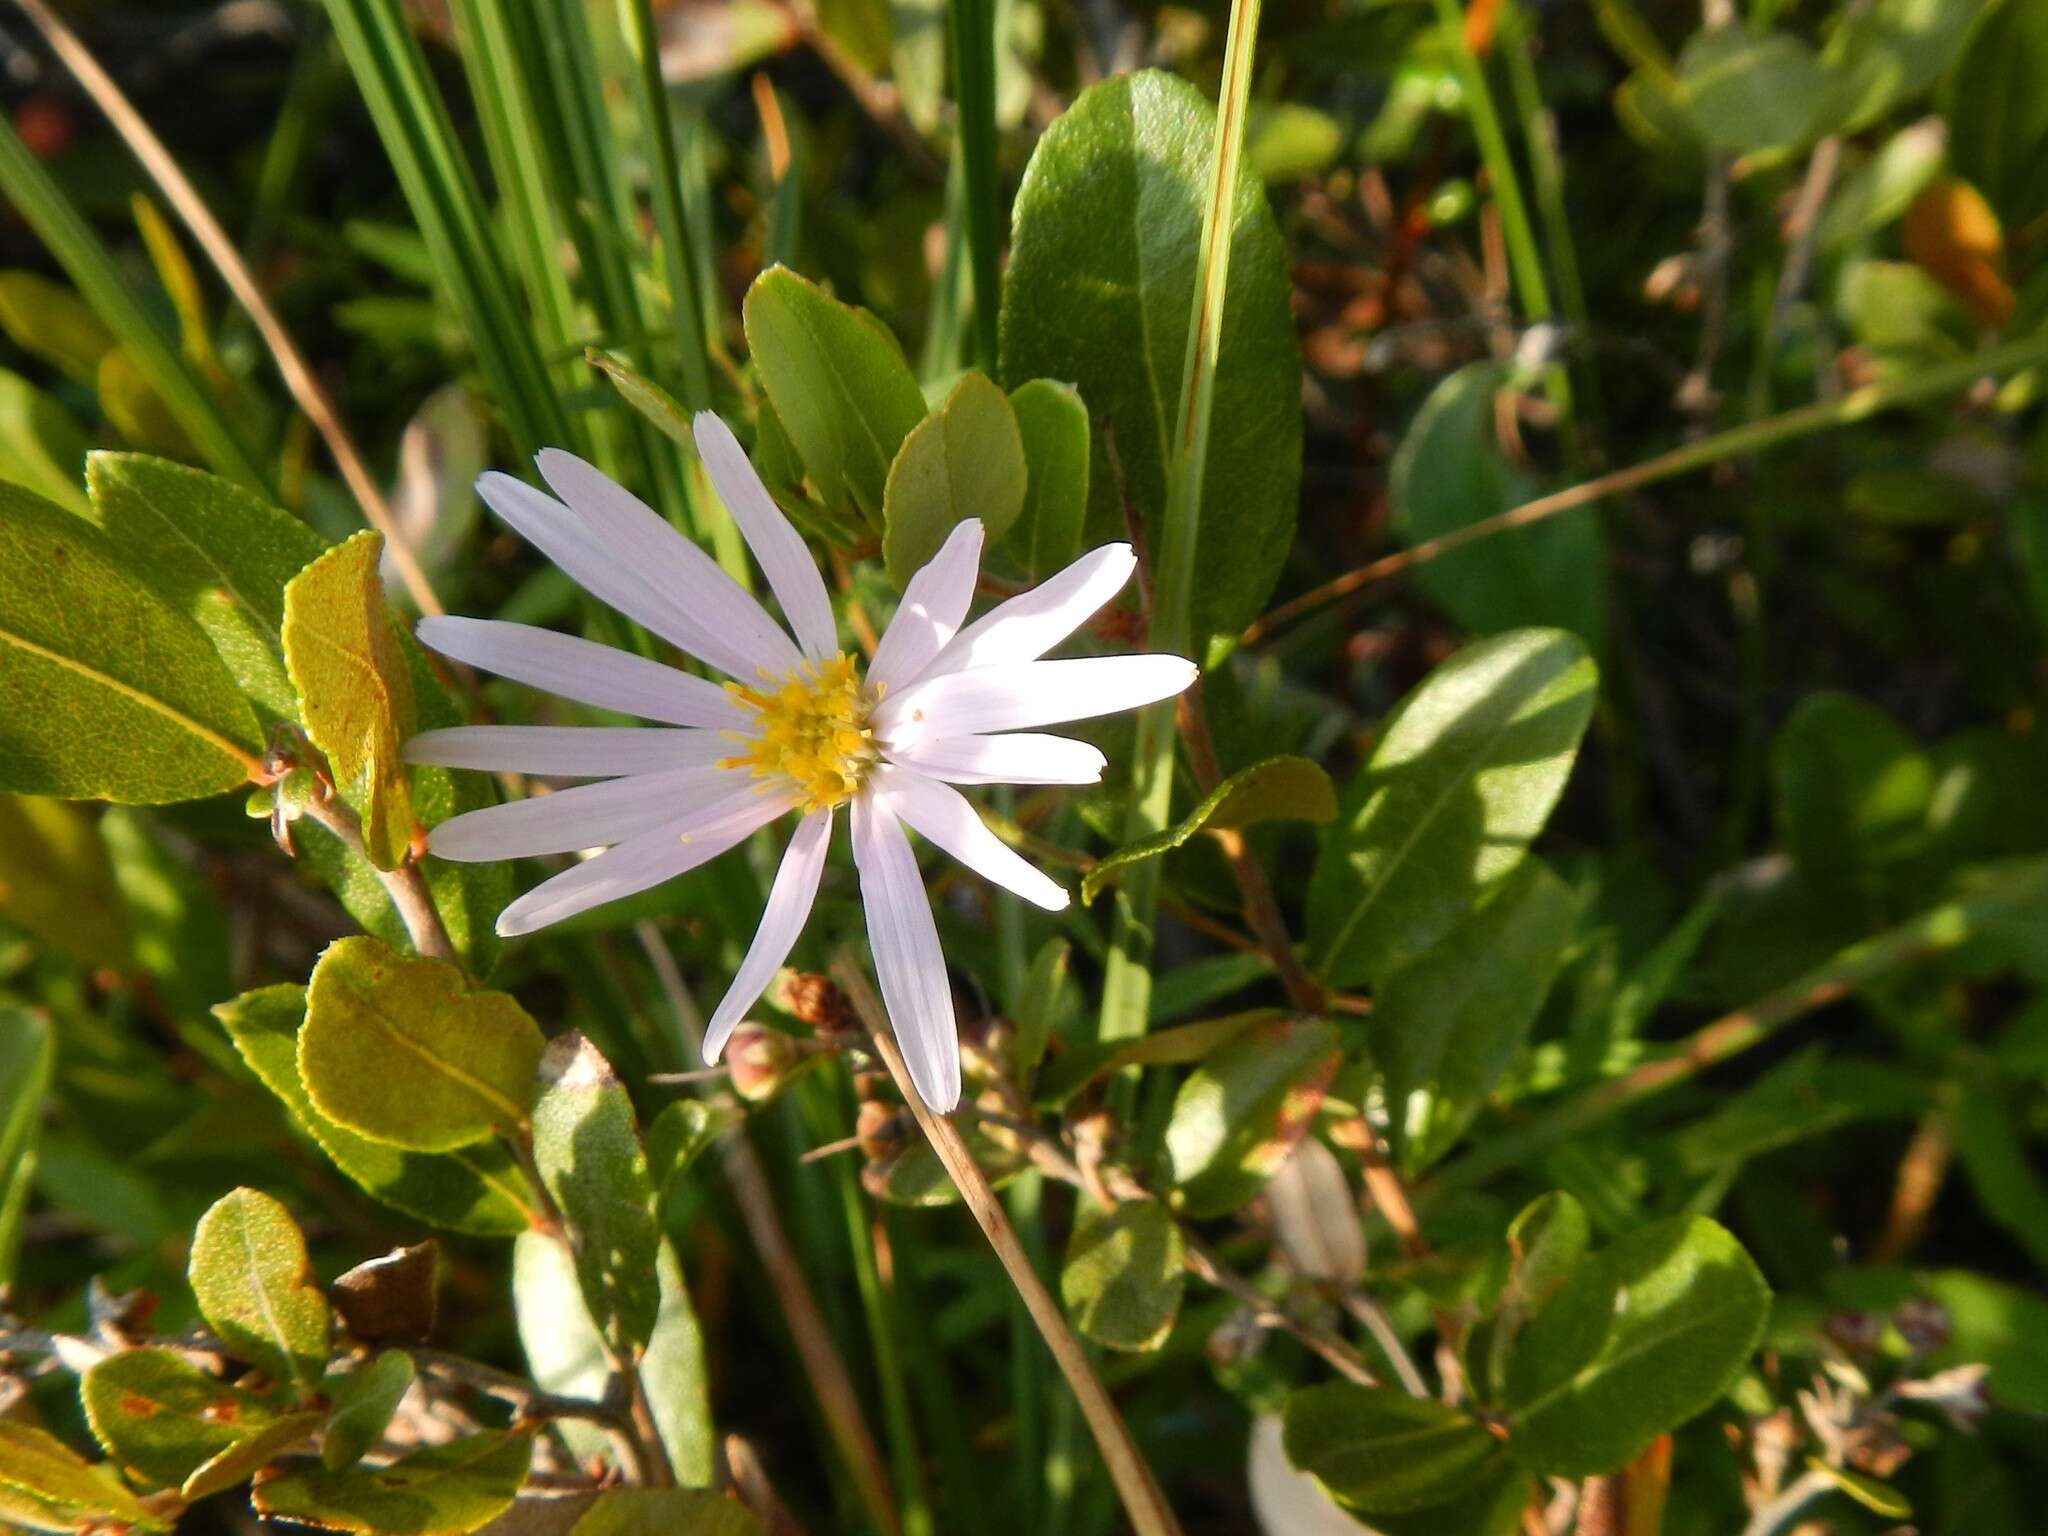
(189, 1188), (331, 1396)
(300, 936), (544, 1153)
(1903, 178), (2014, 329)
(283, 531), (418, 869)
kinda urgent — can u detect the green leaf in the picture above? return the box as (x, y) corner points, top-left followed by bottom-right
(1082, 755), (1336, 903)
(0, 369), (89, 515)
(1245, 103), (1345, 183)
(283, 531), (418, 869)
(85, 453), (328, 720)
(0, 1421), (161, 1531)
(1061, 1197), (1186, 1352)
(300, 936), (544, 1153)
(1307, 628), (1597, 987)
(566, 1488), (764, 1536)
(1163, 1015), (1341, 1218)
(1944, 0), (2048, 230)
(98, 345), (191, 457)
(645, 1100), (739, 1202)
(742, 266), (927, 529)
(1000, 69), (1302, 645)
(1003, 379), (1090, 582)
(1390, 363), (1604, 649)
(81, 1347), (282, 1490)
(0, 480), (261, 801)
(585, 350), (694, 451)
(252, 1429), (532, 1536)
(0, 798), (128, 969)
(1033, 1007), (1283, 1108)
(215, 984), (532, 1235)
(0, 271), (114, 386)
(1677, 27), (1826, 153)
(1817, 0), (1983, 135)
(1771, 691), (1933, 907)
(189, 1188), (331, 1395)
(531, 1033), (662, 1355)
(1504, 1215), (1770, 1476)
(0, 1008), (53, 1284)
(1953, 1082), (2048, 1272)
(323, 1352), (417, 1471)
(179, 1412), (324, 1502)
(1281, 1385), (1505, 1515)
(513, 1232), (712, 1485)
(882, 371), (1027, 589)
(1483, 1191), (1592, 1399)
(1372, 857), (1576, 1173)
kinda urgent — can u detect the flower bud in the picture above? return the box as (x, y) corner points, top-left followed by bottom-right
(725, 1024), (800, 1103)
(775, 971), (857, 1037)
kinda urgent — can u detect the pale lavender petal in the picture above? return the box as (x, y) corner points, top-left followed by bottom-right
(429, 767), (742, 861)
(526, 452), (802, 681)
(885, 731), (1105, 786)
(702, 808), (833, 1063)
(496, 788), (794, 936)
(406, 725), (734, 777)
(850, 791), (958, 1112)
(875, 765), (1068, 911)
(922, 543), (1135, 678)
(876, 655), (1197, 746)
(415, 616), (744, 728)
(693, 413), (838, 660)
(868, 519), (984, 694)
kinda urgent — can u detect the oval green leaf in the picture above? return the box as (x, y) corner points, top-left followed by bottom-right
(189, 1187), (331, 1396)
(882, 371), (1026, 589)
(1061, 1197), (1186, 1352)
(1164, 1014), (1341, 1218)
(1281, 1384), (1504, 1515)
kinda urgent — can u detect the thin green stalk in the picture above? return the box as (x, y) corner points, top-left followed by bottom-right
(1425, 858), (2048, 1202)
(0, 114), (267, 491)
(618, 0), (715, 412)
(949, 0), (1001, 367)
(319, 0), (569, 453)
(1099, 0), (1263, 1046)
(921, 142), (970, 383)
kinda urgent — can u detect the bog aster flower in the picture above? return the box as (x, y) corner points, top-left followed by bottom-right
(406, 412), (1195, 1111)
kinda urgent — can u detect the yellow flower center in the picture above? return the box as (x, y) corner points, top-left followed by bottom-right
(722, 653), (877, 814)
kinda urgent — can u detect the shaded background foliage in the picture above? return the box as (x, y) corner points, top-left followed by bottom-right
(0, 0), (2046, 1533)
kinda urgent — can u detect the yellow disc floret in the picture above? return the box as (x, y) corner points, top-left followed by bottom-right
(722, 652), (877, 813)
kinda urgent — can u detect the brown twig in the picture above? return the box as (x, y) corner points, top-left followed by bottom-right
(12, 0), (443, 618)
(296, 789), (455, 963)
(830, 951), (1187, 1536)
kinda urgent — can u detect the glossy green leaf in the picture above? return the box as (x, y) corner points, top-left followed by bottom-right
(1003, 379), (1090, 582)
(301, 936), (544, 1152)
(1771, 691), (1933, 906)
(81, 1347), (280, 1490)
(252, 1428), (532, 1536)
(0, 481), (261, 801)
(1483, 1191), (1592, 1399)
(1033, 1007), (1282, 1108)
(189, 1187), (331, 1395)
(1061, 1197), (1185, 1352)
(86, 453), (327, 719)
(531, 1033), (662, 1355)
(882, 371), (1026, 588)
(1164, 1015), (1341, 1218)
(283, 531), (418, 869)
(323, 1352), (417, 1471)
(216, 984), (532, 1235)
(1390, 363), (1603, 649)
(1371, 857), (1576, 1173)
(0, 271), (113, 386)
(1307, 628), (1596, 987)
(0, 369), (89, 515)
(0, 1421), (161, 1531)
(1504, 1215), (1770, 1476)
(1944, 0), (2048, 230)
(1677, 27), (1826, 153)
(0, 1009), (53, 1284)
(1282, 1385), (1504, 1515)
(1082, 755), (1336, 903)
(743, 266), (926, 529)
(567, 1488), (764, 1536)
(1000, 69), (1302, 645)
(1342, 1465), (1530, 1536)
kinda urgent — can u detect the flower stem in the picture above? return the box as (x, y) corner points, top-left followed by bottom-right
(297, 791), (455, 963)
(831, 952), (1186, 1536)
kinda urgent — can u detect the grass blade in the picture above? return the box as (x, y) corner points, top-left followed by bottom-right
(949, 0), (1001, 367)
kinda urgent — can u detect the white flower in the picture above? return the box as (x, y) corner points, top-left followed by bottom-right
(407, 412), (1195, 1111)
